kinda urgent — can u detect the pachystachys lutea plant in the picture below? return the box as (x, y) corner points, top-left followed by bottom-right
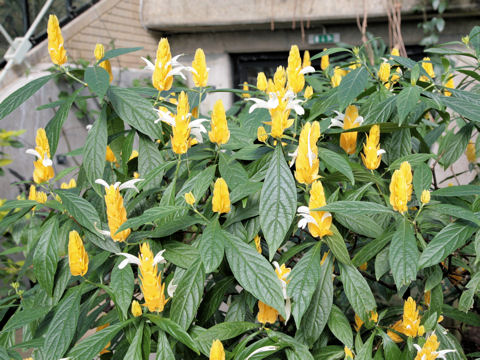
(0, 15), (479, 359)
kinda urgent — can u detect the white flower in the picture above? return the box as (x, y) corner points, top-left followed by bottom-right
(297, 205), (331, 229)
(283, 90), (305, 115)
(167, 281), (177, 297)
(288, 148), (298, 168)
(377, 149), (386, 156)
(245, 346), (278, 360)
(95, 178), (144, 193)
(141, 54), (196, 81)
(189, 118), (208, 143)
(328, 111), (363, 129)
(300, 65), (316, 75)
(117, 249), (166, 269)
(272, 261), (292, 322)
(154, 107), (175, 125)
(26, 149), (53, 167)
(246, 93), (279, 113)
(86, 124), (93, 131)
(413, 339), (455, 360)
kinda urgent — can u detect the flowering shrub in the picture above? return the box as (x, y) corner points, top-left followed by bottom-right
(0, 14), (480, 360)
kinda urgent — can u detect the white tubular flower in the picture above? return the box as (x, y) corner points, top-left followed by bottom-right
(297, 205), (317, 229)
(117, 249), (166, 269)
(155, 107), (176, 125)
(26, 149), (53, 167)
(246, 93), (279, 113)
(288, 148), (298, 168)
(95, 178), (144, 193)
(86, 124), (93, 131)
(141, 54), (196, 81)
(328, 111), (363, 129)
(283, 90), (305, 115)
(189, 118), (208, 142)
(167, 281), (178, 297)
(245, 346), (279, 360)
(300, 65), (316, 75)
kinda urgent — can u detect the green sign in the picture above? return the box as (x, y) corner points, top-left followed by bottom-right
(308, 33), (340, 45)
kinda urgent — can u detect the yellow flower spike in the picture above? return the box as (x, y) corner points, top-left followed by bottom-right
(61, 178), (77, 189)
(389, 161), (412, 214)
(274, 66), (287, 94)
(401, 297), (424, 337)
(209, 339), (225, 360)
(137, 243), (169, 313)
(257, 300), (279, 324)
(391, 48), (400, 57)
(344, 346), (354, 359)
(257, 72), (267, 92)
(387, 319), (404, 343)
(242, 82), (251, 98)
(171, 91), (196, 154)
(420, 57), (435, 82)
(131, 300), (142, 317)
(340, 105), (361, 155)
(299, 180), (333, 238)
(254, 235), (262, 254)
(192, 48), (208, 87)
(321, 48), (330, 70)
(68, 230), (89, 276)
(47, 14), (67, 65)
(28, 185), (47, 205)
(361, 125), (384, 170)
(26, 128), (55, 184)
(209, 99), (230, 145)
(184, 191), (195, 206)
(378, 61), (391, 83)
(105, 145), (117, 163)
(212, 178), (230, 214)
(304, 85), (313, 99)
(153, 38), (173, 91)
(257, 126), (268, 143)
(421, 190), (431, 205)
(444, 76), (454, 96)
(303, 50), (311, 68)
(294, 121), (320, 185)
(287, 45), (305, 94)
(424, 290), (431, 307)
(96, 323), (111, 354)
(94, 43), (113, 82)
(331, 67), (346, 87)
(466, 142), (476, 163)
(414, 333), (455, 360)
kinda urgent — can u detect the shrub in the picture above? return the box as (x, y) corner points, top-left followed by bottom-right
(0, 15), (479, 360)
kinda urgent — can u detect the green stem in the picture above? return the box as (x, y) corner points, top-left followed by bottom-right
(62, 67), (88, 87)
(174, 155), (182, 182)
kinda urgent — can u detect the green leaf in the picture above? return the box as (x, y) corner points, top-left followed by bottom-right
(170, 257), (205, 330)
(57, 190), (102, 235)
(356, 333), (374, 360)
(156, 331), (175, 360)
(419, 222), (476, 268)
(396, 86), (420, 125)
(163, 241), (200, 268)
(335, 213), (383, 238)
(259, 146), (297, 260)
(389, 218), (418, 289)
(388, 154), (434, 171)
(45, 88), (81, 155)
(433, 185), (480, 197)
(146, 315), (199, 353)
(33, 217), (59, 296)
(198, 276), (235, 324)
(323, 225), (351, 264)
(121, 130), (135, 173)
(224, 233), (285, 317)
(352, 231), (393, 267)
(296, 253), (334, 346)
(435, 323), (467, 360)
(310, 47), (352, 61)
(337, 67), (369, 111)
(0, 200), (37, 211)
(83, 106), (107, 194)
(442, 304), (480, 327)
(2, 306), (50, 333)
(138, 134), (165, 190)
(437, 125), (472, 168)
(316, 201), (394, 215)
(312, 345), (344, 360)
(85, 66), (110, 99)
(137, 161), (176, 192)
(287, 243), (322, 326)
(440, 94), (480, 123)
(96, 47), (143, 64)
(318, 147), (354, 184)
(413, 163), (432, 201)
(364, 96), (396, 124)
(429, 204), (480, 227)
(117, 205), (185, 232)
(68, 320), (131, 359)
(219, 153), (249, 189)
(111, 258), (134, 320)
(327, 305), (353, 348)
(458, 288), (475, 313)
(0, 74), (55, 120)
(107, 86), (162, 138)
(380, 330), (402, 360)
(42, 287), (81, 359)
(124, 321), (144, 360)
(375, 246), (390, 280)
(199, 220), (225, 273)
(339, 263), (376, 321)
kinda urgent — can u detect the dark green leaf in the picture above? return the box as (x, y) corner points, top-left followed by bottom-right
(138, 134), (165, 190)
(323, 225), (351, 264)
(2, 306), (50, 333)
(117, 205), (185, 232)
(327, 305), (353, 348)
(124, 321), (144, 360)
(433, 185), (480, 197)
(413, 163), (432, 200)
(389, 218), (418, 289)
(33, 217), (59, 296)
(316, 201), (394, 215)
(156, 331), (175, 360)
(146, 315), (199, 353)
(199, 220), (225, 273)
(352, 231), (393, 267)
(57, 190), (102, 235)
(318, 147), (354, 184)
(429, 204), (480, 227)
(111, 258), (134, 319)
(396, 86), (420, 125)
(83, 106), (107, 194)
(337, 67), (369, 110)
(85, 66), (110, 99)
(96, 47), (143, 64)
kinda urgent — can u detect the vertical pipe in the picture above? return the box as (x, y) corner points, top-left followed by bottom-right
(22, 0), (31, 35)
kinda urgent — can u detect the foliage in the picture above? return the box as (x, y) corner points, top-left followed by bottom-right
(0, 20), (480, 360)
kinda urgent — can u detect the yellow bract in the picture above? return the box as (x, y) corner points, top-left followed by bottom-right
(184, 191), (196, 205)
(61, 178), (76, 189)
(96, 323), (111, 354)
(257, 126), (268, 143)
(212, 178), (230, 214)
(94, 43), (113, 82)
(171, 91), (197, 154)
(153, 38), (173, 91)
(257, 300), (278, 324)
(209, 99), (230, 145)
(414, 334), (440, 360)
(131, 300), (142, 317)
(466, 142), (476, 163)
(389, 161), (412, 214)
(138, 243), (169, 312)
(321, 48), (329, 70)
(361, 125), (382, 170)
(192, 48), (208, 87)
(287, 45), (305, 94)
(254, 234), (262, 254)
(304, 85), (313, 99)
(47, 14), (67, 65)
(344, 346), (354, 359)
(257, 72), (267, 92)
(209, 339), (225, 360)
(106, 145), (117, 163)
(308, 181), (333, 238)
(444, 76), (454, 96)
(295, 121), (320, 185)
(32, 129), (55, 184)
(421, 190), (430, 205)
(387, 297), (425, 342)
(378, 62), (391, 83)
(269, 66), (293, 139)
(28, 185), (47, 204)
(420, 57), (435, 82)
(331, 66), (346, 87)
(391, 48), (400, 57)
(68, 230), (89, 276)
(104, 185), (130, 242)
(242, 82), (251, 98)
(340, 105), (361, 155)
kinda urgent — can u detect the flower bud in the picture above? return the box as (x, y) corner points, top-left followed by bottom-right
(420, 190), (430, 205)
(257, 72), (267, 92)
(212, 178), (230, 214)
(184, 191), (195, 205)
(131, 300), (142, 317)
